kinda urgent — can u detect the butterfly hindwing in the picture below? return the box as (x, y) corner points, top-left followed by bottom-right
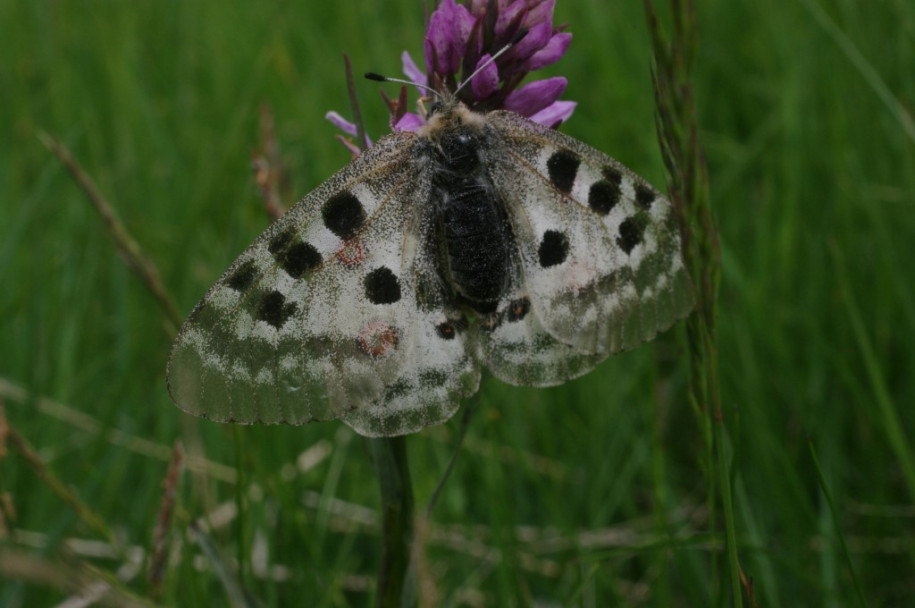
(167, 132), (480, 436)
(473, 294), (607, 387)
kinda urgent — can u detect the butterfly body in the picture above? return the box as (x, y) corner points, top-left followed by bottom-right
(167, 101), (693, 437)
(426, 103), (516, 313)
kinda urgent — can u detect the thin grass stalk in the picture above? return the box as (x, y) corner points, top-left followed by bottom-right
(233, 426), (250, 594)
(147, 441), (184, 600)
(1, 408), (117, 548)
(643, 0), (743, 604)
(809, 442), (869, 608)
(189, 521), (259, 608)
(39, 128), (217, 520)
(0, 547), (161, 608)
(37, 131), (183, 333)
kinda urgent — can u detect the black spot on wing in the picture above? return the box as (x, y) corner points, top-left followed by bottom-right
(546, 149), (580, 194)
(268, 228), (321, 279)
(322, 191), (366, 240)
(435, 315), (469, 340)
(227, 260), (257, 291)
(617, 215), (648, 254)
(588, 179), (621, 216)
(635, 183), (656, 209)
(257, 290), (297, 328)
(364, 267), (401, 304)
(280, 241), (321, 278)
(506, 297), (530, 322)
(538, 230), (570, 268)
(602, 166), (622, 184)
(436, 322), (457, 340)
(268, 228), (295, 254)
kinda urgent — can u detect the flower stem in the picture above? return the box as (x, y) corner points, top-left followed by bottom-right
(367, 436), (416, 608)
(643, 0), (743, 605)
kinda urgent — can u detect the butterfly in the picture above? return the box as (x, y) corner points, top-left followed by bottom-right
(166, 97), (694, 437)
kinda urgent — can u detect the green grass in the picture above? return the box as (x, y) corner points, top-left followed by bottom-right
(2, 0), (914, 605)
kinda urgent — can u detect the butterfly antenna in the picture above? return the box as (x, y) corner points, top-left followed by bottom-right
(366, 28), (528, 101)
(364, 72), (441, 100)
(452, 28), (528, 97)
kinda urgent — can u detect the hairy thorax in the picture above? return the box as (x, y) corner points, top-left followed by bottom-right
(422, 104), (515, 314)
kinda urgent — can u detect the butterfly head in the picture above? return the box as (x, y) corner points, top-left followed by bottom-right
(416, 97), (485, 156)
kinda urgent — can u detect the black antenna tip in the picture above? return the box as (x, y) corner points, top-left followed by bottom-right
(364, 72), (387, 82)
(512, 28), (529, 44)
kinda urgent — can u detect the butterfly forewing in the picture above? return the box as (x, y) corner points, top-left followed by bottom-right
(167, 132), (480, 435)
(299, 163), (480, 436)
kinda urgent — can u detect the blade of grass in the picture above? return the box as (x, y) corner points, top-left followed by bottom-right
(0, 378), (236, 484)
(147, 442), (183, 601)
(0, 547), (160, 608)
(190, 520), (259, 608)
(808, 441), (869, 607)
(643, 0), (743, 604)
(1, 405), (116, 548)
(829, 240), (915, 499)
(37, 131), (183, 333)
(798, 0), (915, 144)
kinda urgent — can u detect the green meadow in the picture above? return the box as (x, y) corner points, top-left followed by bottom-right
(2, 0), (913, 605)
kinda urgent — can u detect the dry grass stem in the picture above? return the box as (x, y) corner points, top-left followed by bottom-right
(38, 131), (183, 332)
(251, 103), (289, 221)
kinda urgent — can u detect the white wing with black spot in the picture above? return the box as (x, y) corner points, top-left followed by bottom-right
(167, 133), (481, 437)
(472, 292), (607, 387)
(476, 111), (693, 382)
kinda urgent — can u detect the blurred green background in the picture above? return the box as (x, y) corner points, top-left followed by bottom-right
(2, 0), (913, 605)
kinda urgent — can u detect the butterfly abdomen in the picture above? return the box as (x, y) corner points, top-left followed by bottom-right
(428, 124), (515, 314)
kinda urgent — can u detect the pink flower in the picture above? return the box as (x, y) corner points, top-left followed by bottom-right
(416, 0), (575, 121)
(329, 0), (575, 143)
